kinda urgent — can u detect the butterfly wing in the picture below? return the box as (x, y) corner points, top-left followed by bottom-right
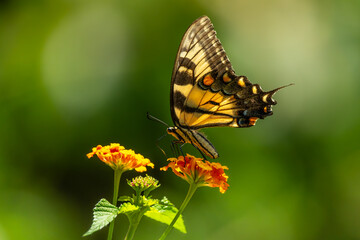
(183, 74), (288, 129)
(170, 16), (233, 126)
(170, 16), (285, 130)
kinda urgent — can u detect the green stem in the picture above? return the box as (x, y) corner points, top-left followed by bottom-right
(124, 221), (139, 240)
(124, 211), (144, 240)
(107, 169), (123, 240)
(159, 183), (198, 240)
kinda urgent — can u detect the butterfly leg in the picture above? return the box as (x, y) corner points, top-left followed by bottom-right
(156, 133), (168, 158)
(172, 141), (208, 159)
(178, 143), (186, 158)
(171, 140), (186, 158)
(194, 146), (208, 160)
(170, 140), (181, 157)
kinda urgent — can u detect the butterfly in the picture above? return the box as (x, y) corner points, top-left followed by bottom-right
(166, 16), (290, 159)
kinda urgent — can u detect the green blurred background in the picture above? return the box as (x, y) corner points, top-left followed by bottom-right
(1, 0), (359, 239)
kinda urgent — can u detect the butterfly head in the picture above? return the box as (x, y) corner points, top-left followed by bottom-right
(167, 126), (178, 137)
(167, 126), (188, 143)
(167, 126), (176, 131)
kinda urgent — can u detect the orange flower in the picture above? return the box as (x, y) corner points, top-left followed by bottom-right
(161, 154), (229, 193)
(87, 143), (154, 172)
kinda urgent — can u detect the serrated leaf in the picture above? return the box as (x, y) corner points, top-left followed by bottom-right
(119, 202), (139, 214)
(144, 197), (186, 233)
(83, 199), (119, 236)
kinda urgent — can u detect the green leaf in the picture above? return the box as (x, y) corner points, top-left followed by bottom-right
(144, 197), (186, 233)
(118, 195), (132, 202)
(83, 199), (119, 236)
(144, 198), (158, 207)
(119, 202), (139, 214)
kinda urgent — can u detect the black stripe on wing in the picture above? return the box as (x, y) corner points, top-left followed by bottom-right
(171, 16), (235, 126)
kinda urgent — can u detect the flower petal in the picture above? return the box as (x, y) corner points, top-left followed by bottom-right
(161, 154), (229, 193)
(87, 143), (154, 172)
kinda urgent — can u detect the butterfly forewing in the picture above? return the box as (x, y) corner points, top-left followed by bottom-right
(170, 16), (233, 125)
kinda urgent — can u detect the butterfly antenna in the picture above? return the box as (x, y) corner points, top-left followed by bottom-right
(147, 112), (169, 127)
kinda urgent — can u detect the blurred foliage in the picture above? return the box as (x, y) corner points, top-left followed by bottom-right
(0, 0), (359, 239)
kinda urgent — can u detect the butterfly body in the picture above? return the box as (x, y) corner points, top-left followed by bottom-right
(167, 126), (218, 159)
(168, 16), (289, 159)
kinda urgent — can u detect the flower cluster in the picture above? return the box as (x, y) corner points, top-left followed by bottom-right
(87, 143), (154, 172)
(128, 175), (160, 195)
(161, 154), (229, 193)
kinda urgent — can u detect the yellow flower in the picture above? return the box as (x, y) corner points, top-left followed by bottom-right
(161, 154), (229, 193)
(87, 143), (154, 172)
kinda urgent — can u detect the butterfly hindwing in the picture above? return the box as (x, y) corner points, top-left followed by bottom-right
(183, 72), (284, 129)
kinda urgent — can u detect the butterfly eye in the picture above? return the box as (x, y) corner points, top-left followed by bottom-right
(167, 127), (173, 134)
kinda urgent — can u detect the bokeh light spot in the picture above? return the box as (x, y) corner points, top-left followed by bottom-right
(42, 3), (129, 120)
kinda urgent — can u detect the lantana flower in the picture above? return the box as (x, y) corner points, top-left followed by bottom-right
(87, 143), (154, 240)
(87, 143), (154, 172)
(159, 154), (229, 240)
(161, 154), (229, 193)
(128, 175), (160, 197)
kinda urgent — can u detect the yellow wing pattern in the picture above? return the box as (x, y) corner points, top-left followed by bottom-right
(171, 16), (283, 130)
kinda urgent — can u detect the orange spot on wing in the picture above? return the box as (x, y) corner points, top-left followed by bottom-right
(222, 73), (231, 83)
(249, 117), (259, 126)
(203, 74), (214, 86)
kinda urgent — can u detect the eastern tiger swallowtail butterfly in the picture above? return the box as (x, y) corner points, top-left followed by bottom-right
(166, 16), (290, 159)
